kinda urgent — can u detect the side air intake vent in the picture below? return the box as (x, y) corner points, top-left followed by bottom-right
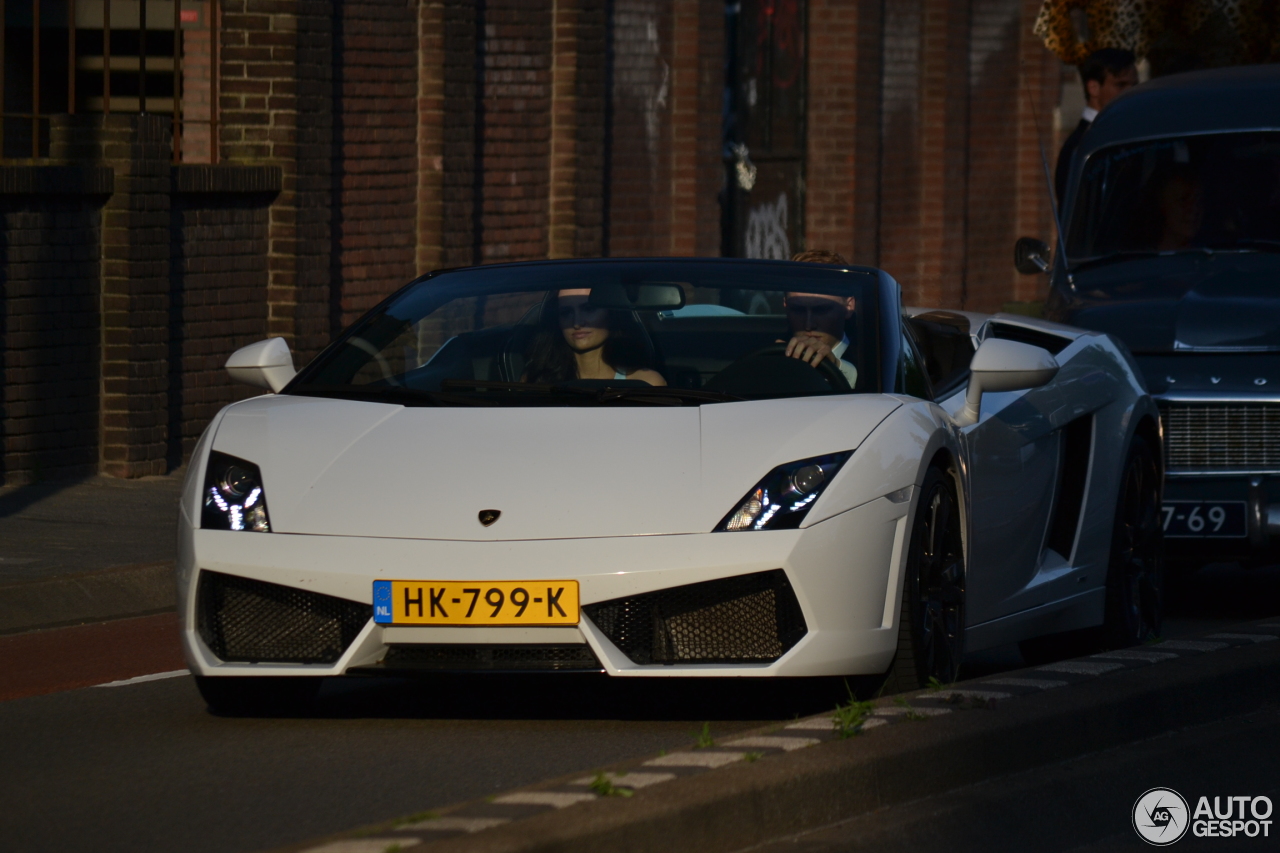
(197, 571), (369, 664)
(583, 569), (807, 665)
(377, 644), (603, 672)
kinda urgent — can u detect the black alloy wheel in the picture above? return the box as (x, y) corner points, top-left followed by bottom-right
(885, 466), (966, 693)
(1102, 434), (1164, 647)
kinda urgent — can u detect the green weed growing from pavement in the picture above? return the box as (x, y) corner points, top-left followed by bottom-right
(693, 722), (715, 749)
(894, 695), (928, 721)
(927, 676), (947, 691)
(833, 681), (875, 739)
(589, 773), (634, 798)
(743, 752), (765, 763)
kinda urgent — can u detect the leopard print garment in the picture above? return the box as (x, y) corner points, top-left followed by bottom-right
(1034, 0), (1279, 68)
(1033, 0), (1159, 65)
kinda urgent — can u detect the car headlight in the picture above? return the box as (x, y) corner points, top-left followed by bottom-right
(716, 451), (852, 532)
(201, 451), (272, 532)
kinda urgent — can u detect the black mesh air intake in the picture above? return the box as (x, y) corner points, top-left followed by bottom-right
(379, 644), (603, 672)
(583, 569), (807, 665)
(197, 570), (369, 664)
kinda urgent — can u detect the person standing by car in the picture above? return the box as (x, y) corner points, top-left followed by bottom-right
(1056, 48), (1139, 207)
(780, 250), (858, 387)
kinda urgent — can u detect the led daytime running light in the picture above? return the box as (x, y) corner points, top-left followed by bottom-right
(201, 451), (272, 533)
(716, 451), (852, 532)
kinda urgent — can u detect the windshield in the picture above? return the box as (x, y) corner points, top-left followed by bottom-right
(288, 260), (881, 406)
(1067, 131), (1280, 262)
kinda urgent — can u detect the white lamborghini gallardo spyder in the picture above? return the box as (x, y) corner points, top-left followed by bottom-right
(179, 258), (1163, 713)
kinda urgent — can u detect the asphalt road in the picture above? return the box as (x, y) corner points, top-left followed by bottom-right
(0, 561), (1276, 853)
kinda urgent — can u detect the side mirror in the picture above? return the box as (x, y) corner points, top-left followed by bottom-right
(226, 337), (296, 393)
(956, 338), (1059, 426)
(1014, 237), (1052, 275)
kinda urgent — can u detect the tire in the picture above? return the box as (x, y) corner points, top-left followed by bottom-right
(883, 466), (966, 694)
(1101, 433), (1164, 648)
(194, 675), (322, 717)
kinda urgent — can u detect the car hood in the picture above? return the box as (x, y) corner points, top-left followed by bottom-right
(209, 394), (902, 540)
(1064, 252), (1280, 353)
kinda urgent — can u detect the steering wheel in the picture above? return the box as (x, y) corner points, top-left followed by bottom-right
(705, 343), (852, 395)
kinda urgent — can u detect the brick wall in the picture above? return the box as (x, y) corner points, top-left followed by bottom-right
(478, 0), (554, 264)
(0, 170), (107, 485)
(168, 172), (275, 464)
(0, 0), (1074, 483)
(608, 0), (673, 256)
(333, 0), (419, 327)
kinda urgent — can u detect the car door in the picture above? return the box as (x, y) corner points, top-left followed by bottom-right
(942, 325), (1069, 626)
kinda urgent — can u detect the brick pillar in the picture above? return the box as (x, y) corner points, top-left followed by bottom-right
(668, 0), (698, 256)
(417, 0), (446, 273)
(96, 115), (173, 478)
(1010, 0), (1061, 304)
(879, 0), (971, 309)
(221, 1), (333, 362)
(548, 0), (580, 259)
(694, 0), (723, 257)
(806, 0), (883, 265)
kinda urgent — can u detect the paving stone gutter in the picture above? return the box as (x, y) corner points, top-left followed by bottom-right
(275, 620), (1280, 853)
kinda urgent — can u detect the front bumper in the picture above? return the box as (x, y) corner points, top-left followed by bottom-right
(1164, 473), (1280, 558)
(178, 494), (912, 679)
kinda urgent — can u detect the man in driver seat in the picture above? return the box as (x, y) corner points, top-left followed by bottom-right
(782, 249), (858, 388)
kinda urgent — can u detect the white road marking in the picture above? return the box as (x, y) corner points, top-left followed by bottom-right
(1036, 661), (1126, 676)
(784, 716), (887, 732)
(401, 816), (509, 832)
(644, 751), (747, 768)
(921, 689), (1012, 701)
(572, 772), (676, 789)
(872, 706), (952, 717)
(1156, 640), (1229, 652)
(786, 717), (838, 731)
(980, 677), (1068, 690)
(722, 735), (820, 752)
(1091, 649), (1180, 663)
(1206, 633), (1278, 643)
(493, 791), (596, 809)
(300, 840), (421, 853)
(95, 670), (189, 688)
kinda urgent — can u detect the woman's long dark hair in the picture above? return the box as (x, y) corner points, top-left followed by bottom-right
(524, 290), (648, 383)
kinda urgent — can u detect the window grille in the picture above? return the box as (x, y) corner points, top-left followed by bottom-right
(0, 0), (218, 162)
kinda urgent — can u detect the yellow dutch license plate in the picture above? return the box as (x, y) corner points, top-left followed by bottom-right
(372, 580), (579, 626)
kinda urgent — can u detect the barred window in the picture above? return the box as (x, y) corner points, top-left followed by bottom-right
(1, 0), (217, 161)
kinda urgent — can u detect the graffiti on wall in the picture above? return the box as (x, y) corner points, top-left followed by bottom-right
(744, 192), (791, 260)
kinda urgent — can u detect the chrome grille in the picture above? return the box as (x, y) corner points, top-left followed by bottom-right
(1160, 403), (1280, 471)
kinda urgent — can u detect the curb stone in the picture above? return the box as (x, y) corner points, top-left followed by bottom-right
(0, 562), (175, 635)
(273, 618), (1280, 853)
